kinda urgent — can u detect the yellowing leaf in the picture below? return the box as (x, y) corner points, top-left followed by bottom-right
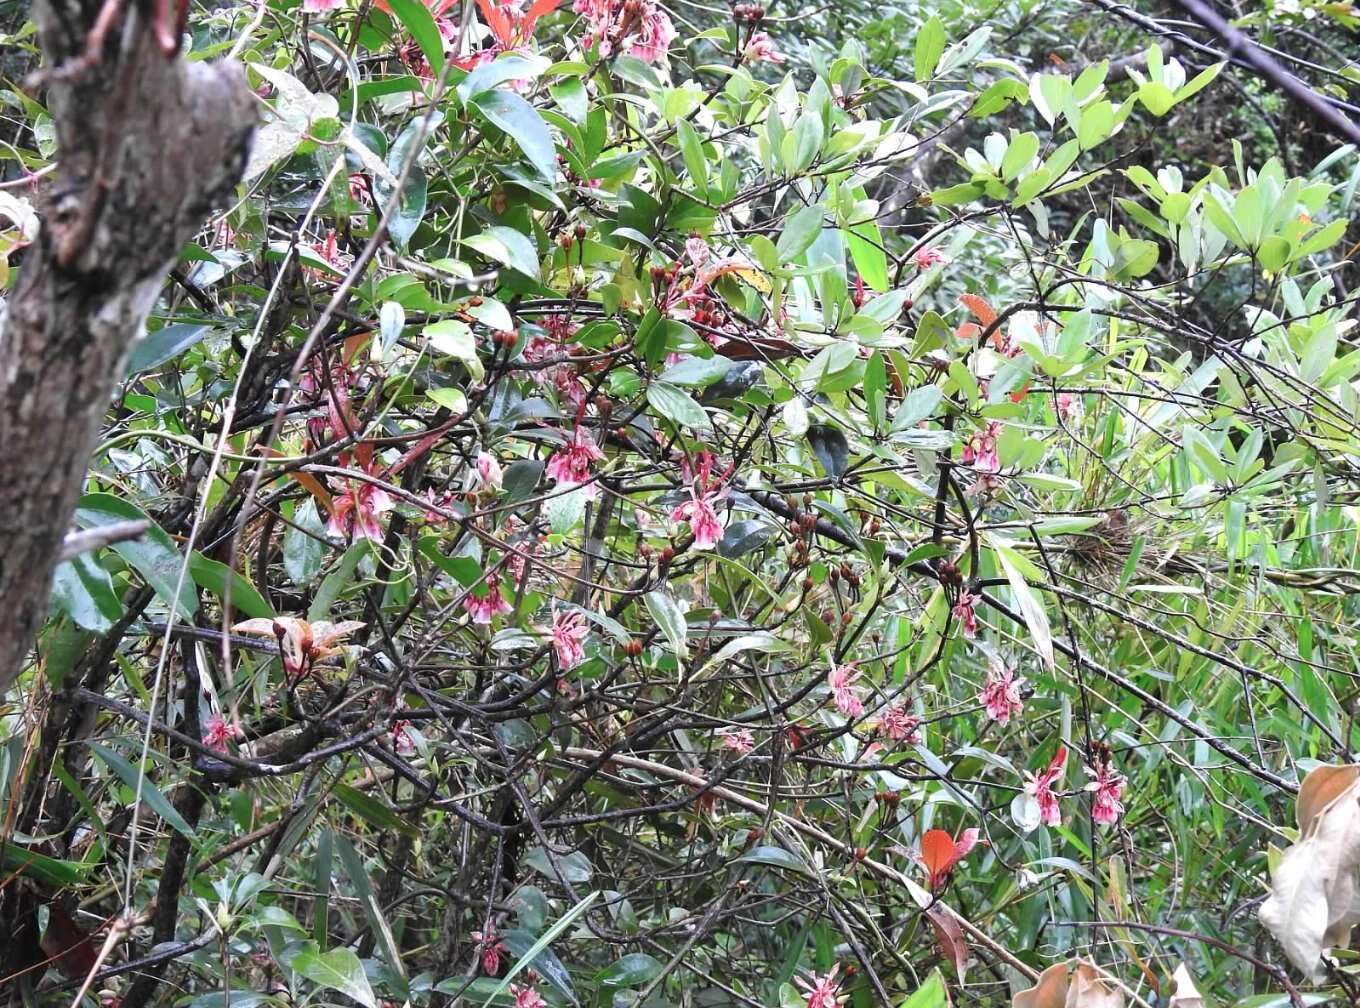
(1012, 960), (1124, 1008)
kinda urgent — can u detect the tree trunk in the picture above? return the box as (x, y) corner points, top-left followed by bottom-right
(0, 0), (254, 693)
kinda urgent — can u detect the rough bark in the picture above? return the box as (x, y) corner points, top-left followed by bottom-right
(0, 0), (255, 693)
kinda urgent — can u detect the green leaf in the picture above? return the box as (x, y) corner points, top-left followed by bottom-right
(189, 553), (274, 620)
(309, 541), (369, 622)
(901, 970), (948, 1008)
(424, 319), (485, 380)
(597, 954), (664, 988)
(737, 845), (814, 876)
(1000, 131), (1039, 181)
(807, 424), (850, 480)
(550, 77), (588, 123)
(375, 114), (437, 251)
(659, 355), (733, 387)
(75, 494), (197, 618)
(458, 53), (549, 102)
(292, 945), (377, 1008)
(463, 224), (541, 280)
(334, 835), (406, 978)
(481, 892), (599, 1008)
(1, 844), (90, 887)
(782, 110), (824, 175)
(675, 118), (709, 198)
(473, 90), (557, 180)
(51, 553), (123, 632)
(646, 381), (710, 429)
(385, 0), (443, 77)
(992, 539), (1053, 671)
(89, 744), (197, 839)
(776, 203), (825, 262)
(846, 221), (889, 292)
(284, 499), (326, 587)
(644, 590), (688, 659)
(127, 323), (214, 375)
(914, 16), (946, 82)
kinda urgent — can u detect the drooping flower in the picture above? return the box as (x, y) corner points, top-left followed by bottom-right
(391, 720), (417, 755)
(465, 574), (514, 624)
(1086, 749), (1126, 826)
(476, 452), (504, 491)
(509, 983), (547, 1008)
(962, 421), (1001, 473)
(979, 658), (1026, 724)
(828, 663), (864, 718)
(233, 618), (366, 680)
(717, 726), (755, 753)
(951, 590), (980, 637)
(305, 228), (354, 280)
(743, 30), (784, 63)
(202, 713), (243, 753)
(327, 446), (395, 543)
(472, 924), (508, 975)
(670, 452), (728, 548)
(1056, 392), (1081, 421)
(303, 0), (342, 13)
(916, 827), (980, 891)
(913, 245), (949, 270)
(550, 607), (589, 670)
(796, 965), (844, 1008)
(546, 425), (605, 494)
(874, 706), (920, 745)
(1023, 745), (1067, 827)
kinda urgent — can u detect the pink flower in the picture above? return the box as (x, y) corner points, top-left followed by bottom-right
(573, 0), (675, 63)
(465, 575), (514, 624)
(951, 590), (979, 637)
(304, 0), (342, 12)
(392, 720), (416, 755)
(628, 1), (677, 62)
(979, 658), (1026, 724)
(685, 236), (710, 268)
(743, 30), (784, 63)
(717, 726), (754, 753)
(1086, 753), (1126, 826)
(1024, 745), (1067, 827)
(796, 965), (844, 1008)
(421, 487), (458, 523)
(472, 924), (508, 975)
(306, 228), (353, 280)
(546, 425), (605, 493)
(914, 245), (949, 269)
(874, 706), (920, 744)
(1056, 392), (1080, 421)
(962, 421), (1001, 473)
(670, 451), (728, 548)
(829, 663), (864, 718)
(327, 449), (395, 542)
(510, 984), (546, 1008)
(551, 608), (589, 670)
(476, 452), (504, 491)
(203, 713), (243, 752)
(348, 172), (371, 206)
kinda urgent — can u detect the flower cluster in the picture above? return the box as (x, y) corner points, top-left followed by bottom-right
(573, 0), (676, 63)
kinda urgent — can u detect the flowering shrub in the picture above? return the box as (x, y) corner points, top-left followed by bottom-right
(4, 0), (1360, 1005)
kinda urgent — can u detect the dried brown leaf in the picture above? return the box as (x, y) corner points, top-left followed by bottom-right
(1014, 961), (1069, 1008)
(1260, 772), (1360, 979)
(1067, 961), (1124, 1008)
(1297, 763), (1360, 832)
